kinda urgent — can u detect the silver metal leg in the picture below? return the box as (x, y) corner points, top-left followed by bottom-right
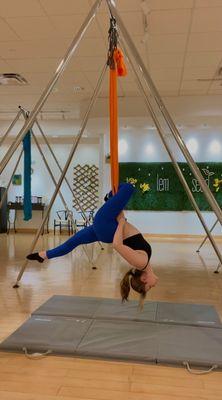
(214, 262), (221, 274)
(19, 106), (90, 225)
(34, 119), (90, 225)
(197, 219), (219, 253)
(0, 108), (22, 147)
(120, 37), (222, 270)
(107, 0), (222, 225)
(31, 131), (96, 265)
(34, 120), (104, 252)
(20, 106), (97, 266)
(13, 63), (107, 287)
(0, 0), (102, 176)
(0, 147), (23, 211)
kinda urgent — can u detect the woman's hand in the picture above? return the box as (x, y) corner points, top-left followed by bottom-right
(116, 211), (126, 224)
(113, 212), (126, 248)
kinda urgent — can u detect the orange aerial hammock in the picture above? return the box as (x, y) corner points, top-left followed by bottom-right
(109, 47), (127, 194)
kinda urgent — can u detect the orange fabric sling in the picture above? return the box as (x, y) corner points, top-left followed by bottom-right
(109, 48), (127, 194)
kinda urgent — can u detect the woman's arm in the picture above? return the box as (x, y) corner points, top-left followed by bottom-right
(116, 211), (125, 223)
(113, 218), (148, 269)
(113, 216), (125, 246)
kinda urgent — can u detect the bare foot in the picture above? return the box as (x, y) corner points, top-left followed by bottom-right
(39, 251), (47, 259)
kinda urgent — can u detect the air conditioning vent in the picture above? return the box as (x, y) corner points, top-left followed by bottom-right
(0, 73), (28, 86)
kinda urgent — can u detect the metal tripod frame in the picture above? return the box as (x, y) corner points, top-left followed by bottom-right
(13, 62), (107, 287)
(197, 218), (220, 252)
(20, 106), (101, 233)
(107, 0), (222, 226)
(21, 106), (104, 251)
(0, 108), (23, 147)
(119, 38), (222, 270)
(1, 103), (104, 270)
(31, 130), (99, 265)
(0, 148), (23, 211)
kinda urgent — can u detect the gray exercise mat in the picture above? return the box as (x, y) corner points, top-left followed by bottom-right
(157, 324), (222, 368)
(1, 311), (222, 369)
(32, 295), (157, 322)
(78, 320), (222, 367)
(156, 301), (221, 327)
(32, 295), (102, 318)
(94, 298), (157, 321)
(77, 319), (159, 362)
(31, 295), (221, 327)
(0, 316), (92, 354)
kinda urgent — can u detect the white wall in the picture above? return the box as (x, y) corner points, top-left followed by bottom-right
(103, 128), (222, 236)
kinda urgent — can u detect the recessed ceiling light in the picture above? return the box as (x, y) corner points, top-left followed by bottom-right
(141, 0), (151, 15)
(73, 86), (84, 92)
(144, 125), (156, 130)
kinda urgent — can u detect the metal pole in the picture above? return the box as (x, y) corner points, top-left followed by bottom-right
(20, 105), (97, 262)
(0, 108), (22, 147)
(34, 120), (104, 251)
(196, 219), (219, 252)
(13, 63), (107, 287)
(120, 38), (222, 268)
(0, 148), (23, 210)
(0, 0), (103, 176)
(34, 120), (90, 224)
(31, 130), (97, 264)
(107, 0), (222, 225)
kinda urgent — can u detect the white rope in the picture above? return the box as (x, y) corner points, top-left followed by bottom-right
(183, 361), (218, 375)
(23, 347), (52, 360)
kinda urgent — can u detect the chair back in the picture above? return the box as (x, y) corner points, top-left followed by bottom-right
(56, 210), (68, 221)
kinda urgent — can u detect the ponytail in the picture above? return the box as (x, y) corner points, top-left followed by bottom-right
(120, 269), (134, 302)
(120, 268), (147, 310)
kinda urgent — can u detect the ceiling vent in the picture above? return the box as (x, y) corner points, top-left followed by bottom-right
(0, 73), (28, 86)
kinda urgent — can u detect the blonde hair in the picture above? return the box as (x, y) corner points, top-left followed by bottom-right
(120, 269), (146, 310)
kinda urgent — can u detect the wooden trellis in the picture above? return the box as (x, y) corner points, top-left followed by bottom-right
(73, 164), (99, 212)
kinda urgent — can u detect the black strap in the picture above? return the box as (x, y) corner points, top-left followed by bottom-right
(107, 16), (118, 69)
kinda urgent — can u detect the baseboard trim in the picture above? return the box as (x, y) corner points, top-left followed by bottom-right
(7, 228), (69, 235)
(144, 233), (222, 240)
(6, 229), (222, 240)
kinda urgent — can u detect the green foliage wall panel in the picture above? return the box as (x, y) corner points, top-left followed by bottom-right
(119, 162), (222, 211)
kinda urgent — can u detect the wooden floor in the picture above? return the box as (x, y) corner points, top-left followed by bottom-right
(0, 232), (222, 399)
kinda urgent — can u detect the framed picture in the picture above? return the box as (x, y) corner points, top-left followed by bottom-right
(12, 174), (22, 185)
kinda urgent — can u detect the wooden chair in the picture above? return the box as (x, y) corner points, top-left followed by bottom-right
(53, 210), (74, 235)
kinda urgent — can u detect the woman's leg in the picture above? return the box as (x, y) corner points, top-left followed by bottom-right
(46, 225), (97, 259)
(95, 183), (135, 223)
(26, 226), (97, 262)
(93, 183), (135, 243)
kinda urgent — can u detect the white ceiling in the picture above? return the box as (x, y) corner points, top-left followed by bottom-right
(0, 0), (222, 127)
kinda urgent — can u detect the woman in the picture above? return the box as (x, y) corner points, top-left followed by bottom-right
(27, 183), (158, 307)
